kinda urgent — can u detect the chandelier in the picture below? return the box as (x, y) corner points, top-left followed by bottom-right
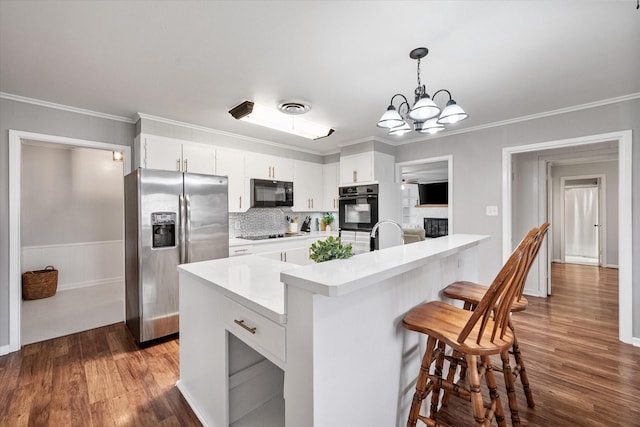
(377, 47), (468, 136)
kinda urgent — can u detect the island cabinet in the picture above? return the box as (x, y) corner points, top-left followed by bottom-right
(178, 234), (489, 427)
(136, 134), (216, 175)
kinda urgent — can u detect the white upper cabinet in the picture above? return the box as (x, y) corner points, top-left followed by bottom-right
(322, 163), (339, 211)
(138, 135), (215, 175)
(216, 148), (248, 212)
(245, 152), (294, 181)
(293, 160), (323, 211)
(340, 152), (374, 184)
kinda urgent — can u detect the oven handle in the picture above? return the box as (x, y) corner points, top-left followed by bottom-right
(338, 194), (378, 200)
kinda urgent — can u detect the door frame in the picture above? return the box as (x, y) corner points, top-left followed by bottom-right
(7, 130), (132, 354)
(395, 154), (454, 233)
(502, 129), (633, 345)
(560, 174), (605, 266)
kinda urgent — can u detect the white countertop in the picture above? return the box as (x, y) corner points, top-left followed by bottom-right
(179, 234), (488, 322)
(229, 231), (337, 247)
(178, 256), (292, 323)
(281, 234), (490, 297)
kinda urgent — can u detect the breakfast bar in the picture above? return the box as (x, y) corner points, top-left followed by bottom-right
(177, 234), (489, 427)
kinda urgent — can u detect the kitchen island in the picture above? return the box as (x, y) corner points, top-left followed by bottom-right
(177, 234), (489, 427)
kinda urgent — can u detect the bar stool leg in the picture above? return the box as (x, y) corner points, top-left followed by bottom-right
(407, 336), (437, 427)
(482, 355), (507, 427)
(428, 341), (446, 419)
(500, 350), (521, 426)
(510, 320), (535, 408)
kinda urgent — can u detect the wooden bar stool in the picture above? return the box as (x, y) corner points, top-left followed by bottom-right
(443, 223), (549, 411)
(402, 230), (536, 427)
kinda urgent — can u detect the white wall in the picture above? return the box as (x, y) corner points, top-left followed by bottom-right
(21, 144), (124, 245)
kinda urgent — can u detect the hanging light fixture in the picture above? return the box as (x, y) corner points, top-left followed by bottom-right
(377, 47), (468, 136)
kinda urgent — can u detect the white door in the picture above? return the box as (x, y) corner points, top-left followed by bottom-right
(563, 181), (600, 266)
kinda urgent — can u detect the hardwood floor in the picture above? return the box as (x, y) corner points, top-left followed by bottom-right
(1, 263), (639, 426)
(0, 325), (200, 426)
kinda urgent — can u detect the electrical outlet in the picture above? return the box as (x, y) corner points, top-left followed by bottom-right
(486, 205), (499, 216)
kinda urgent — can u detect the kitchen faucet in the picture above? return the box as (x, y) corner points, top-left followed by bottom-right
(370, 219), (405, 250)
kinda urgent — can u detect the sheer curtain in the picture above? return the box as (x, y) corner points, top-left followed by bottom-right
(564, 186), (599, 259)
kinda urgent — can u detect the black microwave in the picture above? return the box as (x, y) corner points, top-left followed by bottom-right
(250, 179), (294, 208)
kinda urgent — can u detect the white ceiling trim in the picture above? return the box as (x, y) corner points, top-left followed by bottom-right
(0, 92), (136, 123)
(135, 112), (331, 156)
(391, 92), (640, 146)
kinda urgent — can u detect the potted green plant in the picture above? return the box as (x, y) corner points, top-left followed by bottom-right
(323, 212), (335, 231)
(309, 236), (353, 263)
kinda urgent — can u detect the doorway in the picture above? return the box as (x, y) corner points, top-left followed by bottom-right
(561, 176), (603, 266)
(502, 130), (633, 345)
(8, 130), (131, 352)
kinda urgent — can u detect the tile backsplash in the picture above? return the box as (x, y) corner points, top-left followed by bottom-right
(229, 209), (330, 238)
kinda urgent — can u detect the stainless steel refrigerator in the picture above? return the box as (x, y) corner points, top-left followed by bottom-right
(124, 168), (228, 344)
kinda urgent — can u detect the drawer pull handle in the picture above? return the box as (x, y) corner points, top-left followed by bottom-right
(234, 319), (256, 334)
(234, 249), (249, 253)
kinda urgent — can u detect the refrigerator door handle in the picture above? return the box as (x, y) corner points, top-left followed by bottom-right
(185, 194), (192, 263)
(179, 193), (186, 264)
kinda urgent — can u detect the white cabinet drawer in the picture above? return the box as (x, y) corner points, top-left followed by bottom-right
(224, 297), (286, 363)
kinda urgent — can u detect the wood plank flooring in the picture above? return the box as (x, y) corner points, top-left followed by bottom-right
(435, 263), (640, 426)
(0, 325), (200, 426)
(1, 263), (639, 426)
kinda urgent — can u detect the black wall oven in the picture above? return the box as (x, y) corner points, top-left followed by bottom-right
(338, 184), (378, 231)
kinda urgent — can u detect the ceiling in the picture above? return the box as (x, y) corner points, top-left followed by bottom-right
(1, 1), (638, 155)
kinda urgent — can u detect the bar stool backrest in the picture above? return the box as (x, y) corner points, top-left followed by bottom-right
(457, 227), (538, 345)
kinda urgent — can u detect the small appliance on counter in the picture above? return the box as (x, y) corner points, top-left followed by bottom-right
(300, 216), (311, 232)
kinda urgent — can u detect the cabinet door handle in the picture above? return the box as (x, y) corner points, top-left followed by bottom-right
(234, 319), (256, 334)
(184, 159), (188, 172)
(234, 248), (249, 254)
(239, 196), (242, 209)
(353, 170), (357, 182)
(177, 159), (181, 171)
(283, 252), (287, 262)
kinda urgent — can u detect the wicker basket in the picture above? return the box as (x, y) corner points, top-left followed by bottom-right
(22, 265), (58, 300)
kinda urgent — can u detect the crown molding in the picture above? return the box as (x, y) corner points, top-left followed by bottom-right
(134, 112), (329, 156)
(390, 92), (640, 146)
(0, 92), (135, 123)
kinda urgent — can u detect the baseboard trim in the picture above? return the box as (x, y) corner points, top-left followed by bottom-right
(632, 337), (640, 347)
(605, 264), (619, 269)
(175, 381), (211, 427)
(0, 343), (20, 356)
(57, 276), (123, 292)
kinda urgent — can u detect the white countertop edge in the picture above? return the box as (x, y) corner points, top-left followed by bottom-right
(280, 234), (490, 297)
(178, 261), (288, 324)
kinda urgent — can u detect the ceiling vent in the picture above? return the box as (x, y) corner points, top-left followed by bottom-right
(277, 100), (311, 115)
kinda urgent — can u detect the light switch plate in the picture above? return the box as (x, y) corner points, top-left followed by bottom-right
(486, 205), (499, 216)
